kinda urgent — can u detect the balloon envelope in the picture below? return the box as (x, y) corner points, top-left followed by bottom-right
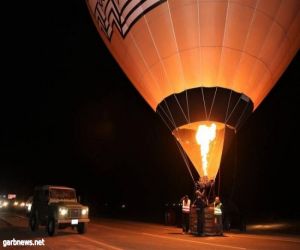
(86, 0), (300, 181)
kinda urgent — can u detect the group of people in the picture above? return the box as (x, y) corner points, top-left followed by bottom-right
(180, 190), (223, 236)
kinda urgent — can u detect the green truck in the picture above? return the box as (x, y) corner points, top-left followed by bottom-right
(29, 185), (89, 236)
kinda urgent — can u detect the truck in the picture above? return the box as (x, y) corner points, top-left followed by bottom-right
(29, 185), (90, 236)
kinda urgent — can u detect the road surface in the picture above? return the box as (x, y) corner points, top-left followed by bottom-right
(1, 212), (300, 250)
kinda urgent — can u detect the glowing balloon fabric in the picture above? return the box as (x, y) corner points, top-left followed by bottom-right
(87, 0), (299, 110)
(86, 0), (300, 181)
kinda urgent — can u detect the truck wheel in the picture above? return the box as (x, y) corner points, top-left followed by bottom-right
(47, 218), (56, 236)
(77, 222), (87, 234)
(29, 213), (39, 231)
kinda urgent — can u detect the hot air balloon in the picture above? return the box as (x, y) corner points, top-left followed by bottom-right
(85, 0), (300, 187)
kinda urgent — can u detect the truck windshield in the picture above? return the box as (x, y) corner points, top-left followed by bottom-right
(49, 188), (76, 200)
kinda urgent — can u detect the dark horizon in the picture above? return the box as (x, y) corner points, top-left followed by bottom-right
(1, 0), (299, 222)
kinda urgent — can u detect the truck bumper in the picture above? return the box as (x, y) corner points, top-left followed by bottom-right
(57, 218), (90, 224)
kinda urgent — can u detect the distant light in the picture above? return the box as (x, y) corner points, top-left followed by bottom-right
(8, 194), (16, 200)
(121, 204), (126, 209)
(248, 223), (288, 230)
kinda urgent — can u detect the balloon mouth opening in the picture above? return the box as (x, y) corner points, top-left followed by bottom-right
(172, 121), (225, 181)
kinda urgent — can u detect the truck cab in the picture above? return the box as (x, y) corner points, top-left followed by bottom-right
(29, 185), (89, 236)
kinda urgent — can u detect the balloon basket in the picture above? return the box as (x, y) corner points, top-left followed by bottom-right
(189, 206), (222, 236)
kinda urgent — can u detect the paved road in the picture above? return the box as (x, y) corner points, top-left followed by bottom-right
(1, 212), (300, 250)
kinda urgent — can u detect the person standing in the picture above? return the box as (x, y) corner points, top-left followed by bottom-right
(213, 196), (223, 235)
(180, 195), (191, 234)
(193, 191), (206, 236)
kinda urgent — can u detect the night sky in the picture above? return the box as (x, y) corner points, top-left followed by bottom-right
(1, 1), (299, 221)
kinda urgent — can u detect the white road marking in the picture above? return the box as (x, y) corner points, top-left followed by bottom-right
(91, 223), (140, 234)
(0, 217), (13, 226)
(142, 233), (247, 250)
(13, 214), (28, 220)
(90, 223), (246, 249)
(78, 235), (125, 250)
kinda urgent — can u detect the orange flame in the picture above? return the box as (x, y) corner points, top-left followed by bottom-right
(195, 123), (217, 176)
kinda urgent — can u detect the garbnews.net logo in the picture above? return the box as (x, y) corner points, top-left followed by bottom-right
(2, 238), (45, 248)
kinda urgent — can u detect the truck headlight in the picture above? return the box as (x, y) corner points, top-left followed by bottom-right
(81, 208), (88, 216)
(59, 207), (68, 216)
